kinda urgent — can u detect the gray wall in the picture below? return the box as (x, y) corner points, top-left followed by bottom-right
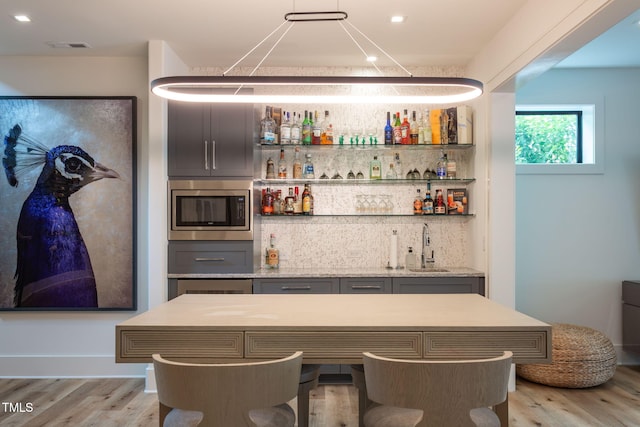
(516, 67), (640, 364)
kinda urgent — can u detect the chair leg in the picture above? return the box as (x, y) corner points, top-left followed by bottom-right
(350, 364), (372, 427)
(298, 365), (320, 427)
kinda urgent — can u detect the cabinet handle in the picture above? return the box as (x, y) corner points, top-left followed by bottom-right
(211, 140), (216, 170)
(351, 285), (382, 290)
(194, 257), (225, 262)
(280, 286), (312, 291)
(204, 140), (209, 170)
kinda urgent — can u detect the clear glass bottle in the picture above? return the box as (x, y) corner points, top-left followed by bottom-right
(386, 163), (397, 180)
(423, 109), (432, 144)
(405, 247), (417, 269)
(266, 233), (279, 268)
(394, 152), (402, 178)
(290, 112), (301, 144)
(370, 155), (382, 180)
(280, 111), (291, 145)
(446, 154), (456, 179)
(292, 146), (302, 179)
(303, 153), (315, 179)
(436, 149), (447, 179)
(418, 112), (425, 144)
(266, 157), (275, 179)
(320, 110), (333, 144)
(260, 106), (276, 145)
(277, 148), (287, 179)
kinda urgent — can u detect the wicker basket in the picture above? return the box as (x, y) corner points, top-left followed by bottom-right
(516, 323), (617, 388)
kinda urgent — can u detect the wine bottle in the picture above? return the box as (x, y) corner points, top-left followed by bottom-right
(302, 111), (311, 144)
(393, 112), (402, 144)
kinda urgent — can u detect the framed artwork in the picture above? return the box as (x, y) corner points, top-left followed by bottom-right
(0, 96), (137, 310)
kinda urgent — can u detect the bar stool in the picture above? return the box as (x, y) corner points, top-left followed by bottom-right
(297, 364), (320, 427)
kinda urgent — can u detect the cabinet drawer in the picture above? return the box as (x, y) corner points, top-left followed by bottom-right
(623, 303), (640, 354)
(392, 277), (484, 295)
(168, 241), (253, 274)
(253, 278), (339, 294)
(622, 281), (640, 306)
(340, 278), (392, 294)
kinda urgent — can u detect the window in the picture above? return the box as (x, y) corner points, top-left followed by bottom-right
(515, 104), (602, 175)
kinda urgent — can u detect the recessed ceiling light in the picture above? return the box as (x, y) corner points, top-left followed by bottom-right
(390, 16), (405, 23)
(13, 15), (31, 22)
(366, 56), (377, 62)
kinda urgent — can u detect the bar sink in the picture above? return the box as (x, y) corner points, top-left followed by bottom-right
(408, 268), (449, 273)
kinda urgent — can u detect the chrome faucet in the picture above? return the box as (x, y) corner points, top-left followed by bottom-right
(421, 223), (435, 268)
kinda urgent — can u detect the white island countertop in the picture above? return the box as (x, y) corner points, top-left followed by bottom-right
(169, 266), (484, 279)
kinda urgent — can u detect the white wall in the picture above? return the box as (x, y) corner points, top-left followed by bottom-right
(0, 56), (149, 377)
(516, 67), (640, 364)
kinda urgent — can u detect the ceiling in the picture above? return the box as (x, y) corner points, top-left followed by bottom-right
(1, 1), (639, 71)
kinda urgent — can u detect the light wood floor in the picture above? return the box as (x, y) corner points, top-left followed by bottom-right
(0, 366), (638, 426)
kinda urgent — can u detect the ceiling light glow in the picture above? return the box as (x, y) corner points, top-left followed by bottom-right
(13, 15), (31, 22)
(390, 16), (405, 23)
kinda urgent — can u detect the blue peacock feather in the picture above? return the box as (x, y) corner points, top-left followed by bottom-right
(2, 123), (119, 308)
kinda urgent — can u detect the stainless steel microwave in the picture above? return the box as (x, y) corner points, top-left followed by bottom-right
(168, 180), (252, 240)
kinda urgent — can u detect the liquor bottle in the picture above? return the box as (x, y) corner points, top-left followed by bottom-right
(401, 109), (410, 144)
(273, 189), (283, 215)
(277, 148), (287, 179)
(410, 111), (419, 144)
(284, 187), (295, 215)
(384, 112), (393, 145)
(393, 112), (402, 144)
(386, 163), (397, 179)
(422, 184), (434, 215)
(303, 153), (315, 178)
(266, 157), (275, 179)
(393, 152), (402, 178)
(320, 110), (332, 144)
(280, 111), (291, 145)
(423, 109), (432, 144)
(266, 233), (279, 269)
(413, 189), (424, 214)
(262, 187), (274, 215)
(260, 106), (276, 145)
(370, 155), (382, 180)
(405, 247), (417, 269)
(434, 188), (446, 215)
(312, 110), (322, 145)
(292, 146), (302, 179)
(302, 184), (314, 215)
(436, 149), (447, 179)
(293, 186), (302, 214)
(417, 112), (425, 144)
(301, 111), (311, 144)
(446, 154), (456, 178)
(290, 112), (301, 144)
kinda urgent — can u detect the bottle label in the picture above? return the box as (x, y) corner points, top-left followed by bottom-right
(267, 248), (279, 268)
(414, 199), (423, 214)
(293, 163), (302, 178)
(423, 201), (433, 215)
(291, 127), (301, 141)
(263, 131), (275, 143)
(436, 166), (446, 178)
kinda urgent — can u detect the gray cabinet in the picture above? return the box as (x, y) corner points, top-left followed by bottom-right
(340, 277), (392, 294)
(168, 241), (253, 274)
(253, 278), (339, 294)
(622, 280), (640, 354)
(392, 277), (485, 295)
(168, 89), (255, 177)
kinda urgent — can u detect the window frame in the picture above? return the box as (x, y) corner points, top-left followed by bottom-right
(515, 102), (603, 175)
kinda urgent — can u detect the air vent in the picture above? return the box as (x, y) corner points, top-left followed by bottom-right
(46, 41), (92, 49)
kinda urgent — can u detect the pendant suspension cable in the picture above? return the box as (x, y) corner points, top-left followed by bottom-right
(336, 20), (384, 76)
(247, 22), (296, 77)
(343, 18), (413, 77)
(222, 18), (291, 76)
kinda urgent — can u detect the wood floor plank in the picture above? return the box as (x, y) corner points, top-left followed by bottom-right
(0, 365), (638, 426)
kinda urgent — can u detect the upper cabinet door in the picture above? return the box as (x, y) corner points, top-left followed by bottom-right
(168, 89), (255, 178)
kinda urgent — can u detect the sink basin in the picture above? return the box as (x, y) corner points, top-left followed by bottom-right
(408, 268), (449, 273)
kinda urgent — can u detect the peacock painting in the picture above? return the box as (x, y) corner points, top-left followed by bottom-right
(0, 97), (135, 310)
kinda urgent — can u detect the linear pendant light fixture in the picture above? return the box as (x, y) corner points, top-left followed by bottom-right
(150, 10), (483, 104)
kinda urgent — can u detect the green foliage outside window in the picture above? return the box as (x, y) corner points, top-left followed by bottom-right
(515, 112), (580, 164)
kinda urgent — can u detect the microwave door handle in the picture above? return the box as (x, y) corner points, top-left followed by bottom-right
(204, 140), (209, 170)
(211, 140), (216, 170)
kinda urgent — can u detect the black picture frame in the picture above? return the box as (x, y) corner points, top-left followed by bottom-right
(0, 96), (137, 311)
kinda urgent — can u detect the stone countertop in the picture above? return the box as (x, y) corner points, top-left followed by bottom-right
(169, 266), (484, 279)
